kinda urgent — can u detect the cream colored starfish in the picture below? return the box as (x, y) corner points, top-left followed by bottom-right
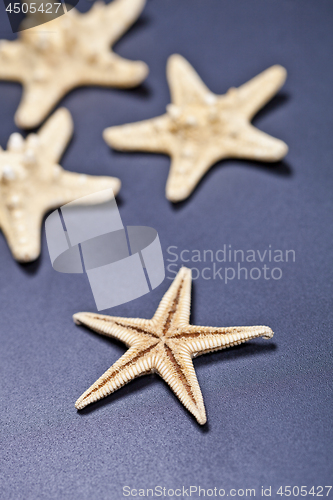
(0, 0), (149, 128)
(0, 108), (120, 262)
(104, 54), (288, 202)
(74, 267), (273, 424)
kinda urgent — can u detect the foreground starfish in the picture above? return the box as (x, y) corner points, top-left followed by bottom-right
(104, 54), (288, 202)
(74, 267), (273, 424)
(0, 0), (148, 128)
(0, 108), (120, 262)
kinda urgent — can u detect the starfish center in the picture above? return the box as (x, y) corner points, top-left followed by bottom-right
(167, 102), (244, 146)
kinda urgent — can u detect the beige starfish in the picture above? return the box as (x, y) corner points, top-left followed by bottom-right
(104, 54), (288, 202)
(0, 107), (121, 262)
(73, 267), (273, 424)
(0, 0), (149, 128)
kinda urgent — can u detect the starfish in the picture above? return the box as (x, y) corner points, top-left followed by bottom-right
(0, 107), (120, 262)
(0, 0), (149, 128)
(73, 267), (273, 424)
(104, 54), (288, 202)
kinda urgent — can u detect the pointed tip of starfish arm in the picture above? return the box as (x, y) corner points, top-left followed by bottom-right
(269, 139), (288, 162)
(195, 411), (207, 425)
(89, 176), (122, 197)
(73, 312), (90, 325)
(11, 244), (41, 263)
(75, 391), (101, 410)
(109, 176), (121, 196)
(14, 110), (39, 130)
(15, 103), (74, 130)
(268, 64), (287, 85)
(14, 102), (57, 130)
(179, 266), (192, 278)
(166, 168), (199, 202)
(75, 396), (88, 410)
(134, 61), (149, 84)
(166, 53), (191, 75)
(261, 326), (274, 339)
(111, 60), (149, 88)
(121, 60), (149, 87)
(278, 140), (289, 159)
(166, 183), (192, 203)
(137, 60), (149, 82)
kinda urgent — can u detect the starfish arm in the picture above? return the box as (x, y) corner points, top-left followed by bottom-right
(0, 168), (119, 263)
(94, 0), (147, 46)
(233, 65), (287, 120)
(230, 123), (288, 162)
(175, 325), (273, 358)
(156, 342), (206, 425)
(167, 54), (212, 106)
(103, 115), (172, 153)
(36, 108), (73, 164)
(152, 267), (192, 330)
(166, 148), (216, 202)
(46, 169), (121, 208)
(0, 204), (43, 262)
(75, 341), (158, 409)
(73, 312), (159, 346)
(14, 81), (71, 129)
(84, 54), (148, 88)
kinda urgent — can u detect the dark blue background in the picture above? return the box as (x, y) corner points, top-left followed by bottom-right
(0, 1), (332, 498)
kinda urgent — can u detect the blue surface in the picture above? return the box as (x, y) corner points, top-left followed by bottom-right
(0, 1), (332, 498)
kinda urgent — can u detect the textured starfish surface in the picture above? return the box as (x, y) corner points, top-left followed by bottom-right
(0, 108), (120, 262)
(0, 0), (148, 128)
(74, 267), (273, 424)
(104, 54), (288, 202)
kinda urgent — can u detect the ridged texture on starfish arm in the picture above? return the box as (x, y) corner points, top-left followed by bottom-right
(104, 54), (288, 202)
(0, 108), (121, 262)
(73, 267), (273, 424)
(0, 0), (148, 128)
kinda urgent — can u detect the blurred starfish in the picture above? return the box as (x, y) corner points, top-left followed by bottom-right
(74, 267), (273, 424)
(0, 108), (120, 262)
(0, 0), (148, 128)
(104, 54), (288, 202)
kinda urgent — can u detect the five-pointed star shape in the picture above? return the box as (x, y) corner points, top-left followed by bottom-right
(0, 0), (149, 128)
(0, 108), (120, 262)
(73, 267), (273, 424)
(104, 54), (288, 202)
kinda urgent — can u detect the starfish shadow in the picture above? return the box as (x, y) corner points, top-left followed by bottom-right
(190, 285), (277, 362)
(195, 341), (277, 368)
(127, 82), (152, 99)
(18, 256), (42, 274)
(170, 156), (292, 211)
(56, 79), (152, 120)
